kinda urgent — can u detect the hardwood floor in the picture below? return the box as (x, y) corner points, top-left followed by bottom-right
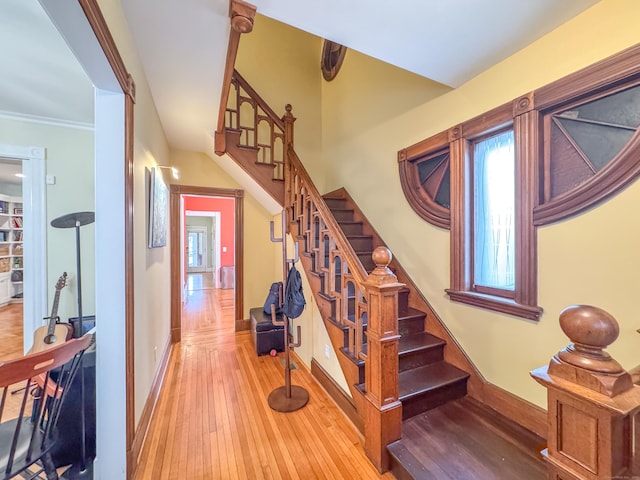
(135, 274), (393, 479)
(0, 301), (23, 361)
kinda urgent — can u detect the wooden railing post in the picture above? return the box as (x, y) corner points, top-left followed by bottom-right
(282, 104), (296, 213)
(362, 247), (403, 472)
(214, 0), (256, 155)
(531, 305), (640, 480)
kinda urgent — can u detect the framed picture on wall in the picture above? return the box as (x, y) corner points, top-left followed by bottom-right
(148, 167), (168, 248)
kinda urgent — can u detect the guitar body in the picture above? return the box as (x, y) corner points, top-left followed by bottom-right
(27, 272), (71, 356)
(29, 322), (74, 355)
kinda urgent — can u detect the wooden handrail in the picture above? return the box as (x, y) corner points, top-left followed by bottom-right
(286, 147), (368, 288)
(234, 70), (285, 132)
(215, 0), (256, 155)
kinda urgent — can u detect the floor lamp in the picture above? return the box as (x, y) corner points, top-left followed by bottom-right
(51, 211), (95, 479)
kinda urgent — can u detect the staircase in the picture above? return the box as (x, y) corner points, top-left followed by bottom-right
(323, 193), (470, 421)
(217, 69), (547, 478)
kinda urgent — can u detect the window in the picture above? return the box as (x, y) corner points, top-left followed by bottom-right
(472, 130), (515, 295)
(447, 116), (540, 320)
(398, 45), (640, 320)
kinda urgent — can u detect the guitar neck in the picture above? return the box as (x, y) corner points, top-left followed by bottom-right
(47, 290), (62, 336)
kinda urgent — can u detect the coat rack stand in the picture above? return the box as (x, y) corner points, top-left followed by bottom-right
(267, 211), (309, 412)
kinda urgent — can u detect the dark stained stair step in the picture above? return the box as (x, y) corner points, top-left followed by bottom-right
(387, 397), (546, 480)
(398, 332), (446, 372)
(328, 208), (355, 222)
(398, 288), (410, 314)
(345, 234), (374, 252)
(398, 308), (427, 335)
(323, 197), (348, 209)
(399, 362), (469, 420)
(334, 220), (364, 236)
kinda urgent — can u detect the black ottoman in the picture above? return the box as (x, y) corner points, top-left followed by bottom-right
(250, 307), (285, 356)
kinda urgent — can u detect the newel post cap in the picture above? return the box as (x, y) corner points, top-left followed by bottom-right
(546, 305), (633, 397)
(557, 304), (622, 373)
(365, 247), (401, 288)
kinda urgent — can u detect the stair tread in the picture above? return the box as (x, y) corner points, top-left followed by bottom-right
(398, 332), (445, 355)
(398, 307), (427, 321)
(398, 362), (469, 400)
(345, 234), (373, 239)
(388, 397), (546, 480)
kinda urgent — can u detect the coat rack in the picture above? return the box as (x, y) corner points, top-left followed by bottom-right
(267, 210), (309, 412)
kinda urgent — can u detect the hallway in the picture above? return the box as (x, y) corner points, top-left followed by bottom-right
(135, 275), (393, 479)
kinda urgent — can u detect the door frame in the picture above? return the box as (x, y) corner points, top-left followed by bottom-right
(170, 185), (244, 340)
(0, 146), (47, 351)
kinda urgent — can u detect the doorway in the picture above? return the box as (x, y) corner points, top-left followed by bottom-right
(170, 185), (244, 342)
(186, 226), (207, 273)
(0, 157), (24, 360)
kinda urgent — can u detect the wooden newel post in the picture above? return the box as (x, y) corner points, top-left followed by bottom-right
(531, 305), (640, 480)
(282, 104), (296, 211)
(363, 247), (404, 472)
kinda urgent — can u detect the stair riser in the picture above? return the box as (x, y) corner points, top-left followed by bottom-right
(324, 198), (348, 209)
(332, 210), (355, 222)
(401, 379), (467, 420)
(358, 255), (375, 272)
(398, 316), (426, 336)
(339, 223), (364, 236)
(398, 290), (410, 314)
(347, 237), (373, 252)
(399, 346), (445, 372)
(389, 461), (415, 480)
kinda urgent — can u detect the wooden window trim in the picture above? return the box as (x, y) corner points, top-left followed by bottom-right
(399, 44), (640, 321)
(449, 107), (542, 320)
(398, 131), (451, 229)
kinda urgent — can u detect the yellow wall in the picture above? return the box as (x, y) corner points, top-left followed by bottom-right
(319, 0), (640, 408)
(236, 15), (325, 190)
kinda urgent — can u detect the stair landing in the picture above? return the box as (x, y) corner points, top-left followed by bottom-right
(388, 397), (546, 480)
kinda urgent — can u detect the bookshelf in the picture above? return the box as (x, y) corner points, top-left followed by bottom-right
(0, 195), (23, 305)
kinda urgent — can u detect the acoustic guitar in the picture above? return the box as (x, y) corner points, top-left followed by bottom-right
(29, 272), (73, 354)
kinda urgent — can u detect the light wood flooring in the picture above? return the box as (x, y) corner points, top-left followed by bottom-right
(135, 274), (393, 479)
(0, 301), (24, 361)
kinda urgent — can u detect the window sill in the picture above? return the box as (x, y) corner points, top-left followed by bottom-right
(445, 289), (543, 321)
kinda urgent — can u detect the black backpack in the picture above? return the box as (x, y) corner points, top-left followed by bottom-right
(282, 264), (305, 319)
(263, 282), (282, 316)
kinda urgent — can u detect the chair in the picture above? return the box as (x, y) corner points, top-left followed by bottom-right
(0, 334), (92, 480)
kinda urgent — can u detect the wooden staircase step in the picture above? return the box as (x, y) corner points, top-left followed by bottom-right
(329, 208), (355, 222)
(323, 196), (348, 209)
(334, 220), (364, 236)
(398, 287), (411, 314)
(398, 332), (445, 372)
(398, 308), (427, 335)
(345, 234), (373, 252)
(387, 397), (546, 480)
(398, 361), (469, 419)
(356, 251), (375, 271)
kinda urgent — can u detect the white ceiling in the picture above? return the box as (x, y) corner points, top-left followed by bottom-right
(0, 0), (600, 159)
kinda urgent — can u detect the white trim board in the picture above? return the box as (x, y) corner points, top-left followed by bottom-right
(0, 144), (47, 352)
